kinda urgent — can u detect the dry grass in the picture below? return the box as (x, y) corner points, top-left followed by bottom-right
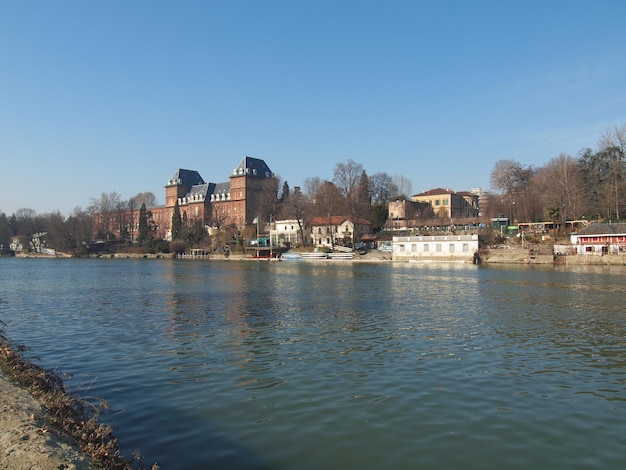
(0, 331), (158, 470)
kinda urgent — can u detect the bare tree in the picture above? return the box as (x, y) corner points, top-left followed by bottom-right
(64, 207), (93, 255)
(333, 161), (367, 243)
(333, 159), (363, 202)
(535, 153), (584, 222)
(303, 177), (323, 201)
(212, 205), (228, 230)
(129, 192), (158, 208)
(89, 192), (123, 241)
(599, 124), (626, 153)
(513, 164), (538, 222)
(490, 160), (520, 197)
(393, 174), (413, 198)
(258, 176), (280, 223)
(490, 159), (537, 222)
(597, 127), (626, 220)
(283, 186), (310, 246)
(313, 181), (346, 250)
(369, 172), (398, 204)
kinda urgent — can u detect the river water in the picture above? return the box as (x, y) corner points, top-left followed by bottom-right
(1, 258), (625, 469)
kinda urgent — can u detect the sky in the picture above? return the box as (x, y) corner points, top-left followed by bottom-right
(2, 0), (626, 216)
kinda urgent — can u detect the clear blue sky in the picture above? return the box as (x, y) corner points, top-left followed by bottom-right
(2, 1), (625, 216)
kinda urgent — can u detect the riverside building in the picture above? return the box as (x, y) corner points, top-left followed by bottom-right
(105, 156), (277, 241)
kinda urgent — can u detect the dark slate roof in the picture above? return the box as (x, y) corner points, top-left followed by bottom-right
(167, 169), (205, 187)
(230, 156), (274, 178)
(206, 182), (230, 197)
(575, 223), (626, 236)
(187, 183), (209, 198)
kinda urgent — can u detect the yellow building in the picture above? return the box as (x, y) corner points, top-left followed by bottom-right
(411, 188), (479, 222)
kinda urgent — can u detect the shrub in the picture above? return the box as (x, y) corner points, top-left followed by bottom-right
(170, 239), (186, 255)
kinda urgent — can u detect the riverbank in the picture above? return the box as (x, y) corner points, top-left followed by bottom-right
(480, 248), (626, 265)
(0, 368), (92, 469)
(11, 248), (626, 265)
(0, 333), (158, 470)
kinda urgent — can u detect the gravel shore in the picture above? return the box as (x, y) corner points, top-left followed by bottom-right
(0, 369), (93, 469)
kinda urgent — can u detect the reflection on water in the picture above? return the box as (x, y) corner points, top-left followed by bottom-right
(1, 258), (626, 469)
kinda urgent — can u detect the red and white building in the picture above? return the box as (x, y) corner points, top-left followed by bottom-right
(570, 223), (626, 255)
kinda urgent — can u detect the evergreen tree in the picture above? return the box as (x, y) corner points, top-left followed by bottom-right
(357, 170), (371, 207)
(369, 204), (389, 232)
(171, 200), (182, 240)
(138, 203), (149, 245)
(280, 181), (290, 203)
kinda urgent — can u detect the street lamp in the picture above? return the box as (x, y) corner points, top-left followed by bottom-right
(511, 201), (516, 225)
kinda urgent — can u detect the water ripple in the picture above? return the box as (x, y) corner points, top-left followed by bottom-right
(2, 259), (626, 469)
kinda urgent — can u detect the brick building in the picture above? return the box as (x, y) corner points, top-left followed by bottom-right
(134, 156), (276, 240)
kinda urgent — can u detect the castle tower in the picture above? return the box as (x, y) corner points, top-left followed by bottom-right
(228, 157), (275, 226)
(165, 169), (205, 207)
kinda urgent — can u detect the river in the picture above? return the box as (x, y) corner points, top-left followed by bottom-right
(1, 258), (625, 469)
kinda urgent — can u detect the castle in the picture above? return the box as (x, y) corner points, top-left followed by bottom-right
(146, 156), (276, 240)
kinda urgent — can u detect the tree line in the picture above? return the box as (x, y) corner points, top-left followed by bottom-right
(489, 124), (626, 224)
(2, 123), (624, 254)
(0, 192), (161, 256)
(244, 159), (414, 248)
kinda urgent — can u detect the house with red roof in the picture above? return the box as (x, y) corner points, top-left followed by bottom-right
(309, 215), (371, 248)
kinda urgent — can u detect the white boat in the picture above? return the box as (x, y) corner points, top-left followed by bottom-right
(327, 252), (354, 260)
(299, 252), (329, 260)
(281, 252), (304, 261)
